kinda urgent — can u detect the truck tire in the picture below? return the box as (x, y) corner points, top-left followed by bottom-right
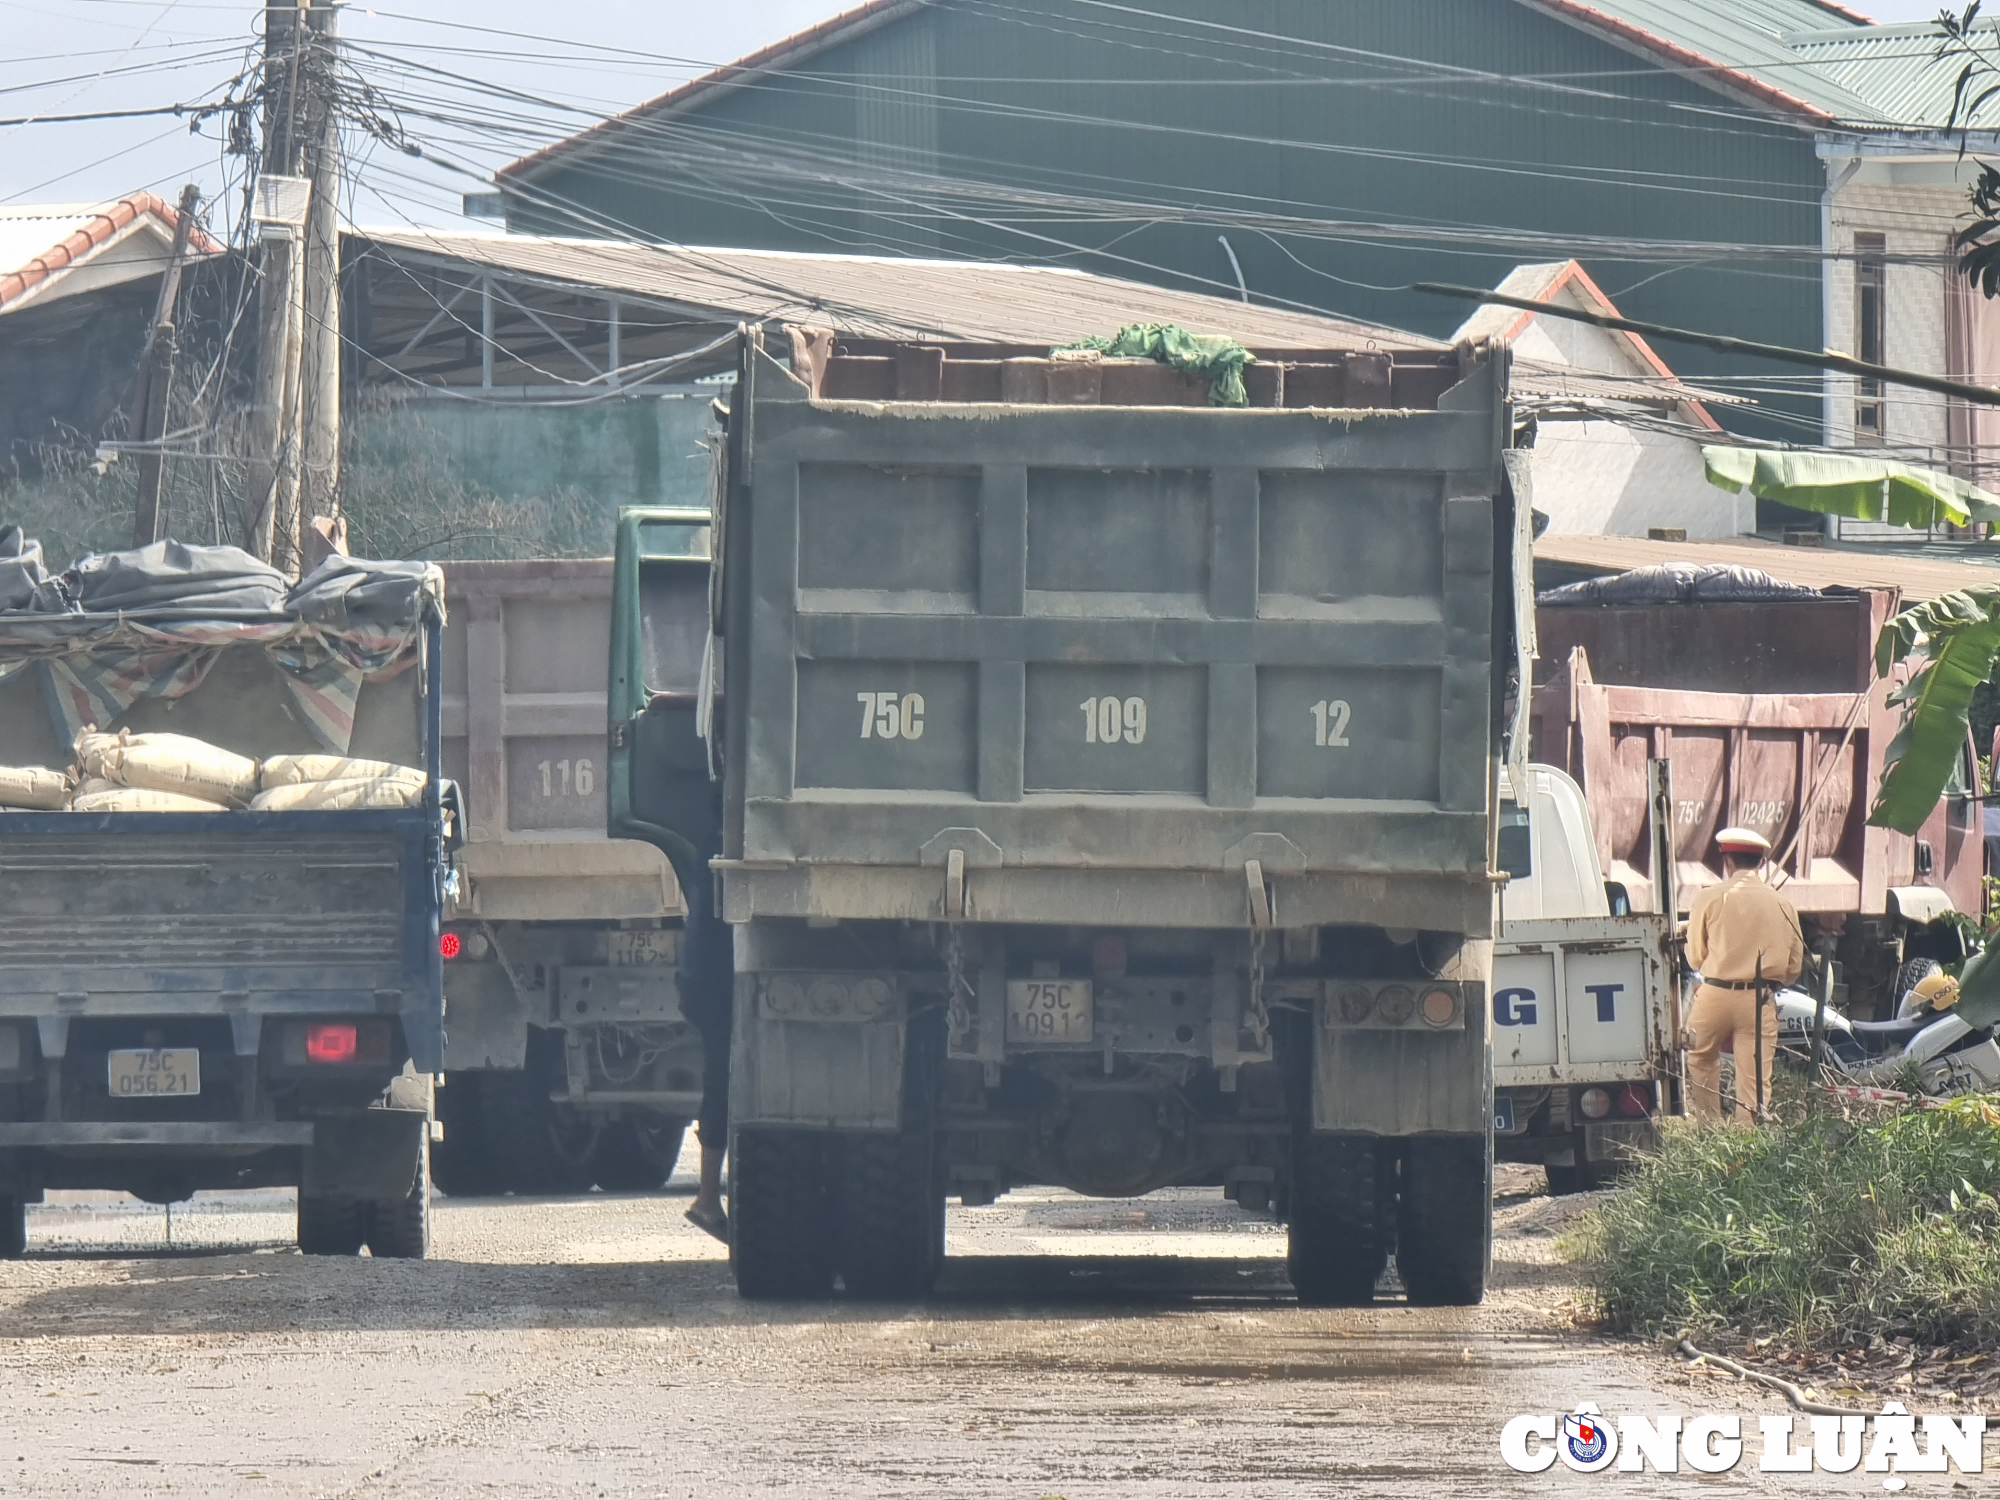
(0, 1196), (24, 1258)
(366, 1140), (432, 1260)
(431, 1073), (500, 1198)
(1397, 1136), (1491, 1307)
(297, 1194), (367, 1256)
(1287, 1133), (1389, 1306)
(730, 1128), (834, 1300)
(479, 1059), (597, 1196)
(592, 1114), (687, 1193)
(835, 1129), (943, 1300)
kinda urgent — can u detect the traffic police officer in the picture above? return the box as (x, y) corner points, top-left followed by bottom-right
(1685, 827), (1804, 1123)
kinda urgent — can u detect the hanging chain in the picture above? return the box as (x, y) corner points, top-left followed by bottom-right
(944, 922), (974, 1053)
(1244, 923), (1271, 1054)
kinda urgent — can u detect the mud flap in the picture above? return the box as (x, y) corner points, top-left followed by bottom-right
(732, 973), (906, 1128)
(1313, 1024), (1490, 1135)
(301, 1107), (428, 1201)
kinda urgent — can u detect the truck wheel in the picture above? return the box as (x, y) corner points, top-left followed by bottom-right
(592, 1114), (687, 1193)
(1287, 1133), (1389, 1306)
(0, 1196), (25, 1258)
(479, 1062), (597, 1195)
(366, 1141), (432, 1260)
(1544, 1138), (1607, 1197)
(297, 1194), (367, 1256)
(431, 1073), (500, 1198)
(1397, 1136), (1491, 1307)
(730, 1128), (834, 1300)
(835, 1129), (944, 1300)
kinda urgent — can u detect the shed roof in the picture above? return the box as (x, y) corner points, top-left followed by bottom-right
(1534, 532), (2000, 605)
(354, 227), (1437, 351)
(0, 193), (221, 316)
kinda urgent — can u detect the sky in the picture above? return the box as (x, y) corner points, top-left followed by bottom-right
(0, 0), (836, 232)
(0, 0), (1975, 239)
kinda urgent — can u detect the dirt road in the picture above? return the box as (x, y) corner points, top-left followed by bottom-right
(0, 1160), (1915, 1498)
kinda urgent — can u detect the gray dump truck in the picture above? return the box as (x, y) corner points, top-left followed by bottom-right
(0, 541), (449, 1258)
(616, 329), (1521, 1305)
(431, 545), (711, 1195)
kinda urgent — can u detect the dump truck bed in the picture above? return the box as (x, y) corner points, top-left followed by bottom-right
(718, 335), (1514, 934)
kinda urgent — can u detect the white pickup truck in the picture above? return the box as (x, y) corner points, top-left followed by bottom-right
(1493, 764), (1680, 1193)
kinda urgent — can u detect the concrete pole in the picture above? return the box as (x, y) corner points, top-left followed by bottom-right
(296, 0), (342, 548)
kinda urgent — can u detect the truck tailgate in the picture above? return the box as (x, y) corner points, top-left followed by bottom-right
(1493, 915), (1675, 1085)
(0, 814), (440, 1066)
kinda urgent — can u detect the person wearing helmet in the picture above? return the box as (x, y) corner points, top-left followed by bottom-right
(1685, 827), (1804, 1123)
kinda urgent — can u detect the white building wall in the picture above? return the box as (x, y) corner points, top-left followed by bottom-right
(1825, 163), (1969, 539)
(1507, 317), (1752, 538)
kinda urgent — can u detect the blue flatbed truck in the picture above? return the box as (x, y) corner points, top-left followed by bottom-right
(0, 566), (451, 1257)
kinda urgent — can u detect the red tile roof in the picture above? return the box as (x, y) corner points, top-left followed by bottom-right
(0, 191), (225, 313)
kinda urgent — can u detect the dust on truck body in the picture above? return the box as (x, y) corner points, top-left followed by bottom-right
(433, 551), (710, 1196)
(0, 569), (448, 1257)
(624, 329), (1520, 1305)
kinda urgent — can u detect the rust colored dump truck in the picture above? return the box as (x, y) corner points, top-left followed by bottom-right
(1530, 573), (1979, 1019)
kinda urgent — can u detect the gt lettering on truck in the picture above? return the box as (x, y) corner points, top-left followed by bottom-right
(1585, 982), (1623, 1023)
(1494, 987), (1539, 1026)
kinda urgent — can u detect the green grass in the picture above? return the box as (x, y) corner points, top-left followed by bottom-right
(1568, 1097), (2000, 1348)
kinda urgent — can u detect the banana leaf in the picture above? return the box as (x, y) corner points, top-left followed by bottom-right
(1703, 447), (2000, 528)
(1870, 586), (2000, 833)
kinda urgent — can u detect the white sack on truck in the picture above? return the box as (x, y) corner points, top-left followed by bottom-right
(0, 765), (72, 810)
(71, 784), (232, 813)
(75, 727), (259, 807)
(259, 754), (425, 792)
(250, 775), (426, 811)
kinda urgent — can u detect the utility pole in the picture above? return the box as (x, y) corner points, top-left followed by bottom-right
(296, 0), (342, 554)
(245, 1), (339, 573)
(129, 182), (202, 548)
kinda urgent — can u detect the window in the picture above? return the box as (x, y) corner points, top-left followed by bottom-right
(1855, 231), (1886, 439)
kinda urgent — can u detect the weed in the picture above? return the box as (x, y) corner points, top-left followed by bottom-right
(1568, 1098), (2000, 1348)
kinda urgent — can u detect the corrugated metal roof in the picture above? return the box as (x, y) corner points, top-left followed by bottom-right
(1782, 21), (2000, 129)
(1535, 531), (2000, 604)
(1525, 0), (1886, 122)
(504, 0), (1887, 188)
(354, 228), (1439, 351)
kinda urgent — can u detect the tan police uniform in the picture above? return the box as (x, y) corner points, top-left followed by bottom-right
(1684, 834), (1804, 1123)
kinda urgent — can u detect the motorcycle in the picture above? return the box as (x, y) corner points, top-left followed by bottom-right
(1773, 965), (2000, 1096)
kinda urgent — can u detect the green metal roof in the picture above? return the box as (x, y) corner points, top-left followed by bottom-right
(1782, 20), (2000, 129)
(1542, 0), (1885, 123)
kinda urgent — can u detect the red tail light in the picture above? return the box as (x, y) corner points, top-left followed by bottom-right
(306, 1022), (358, 1065)
(439, 932), (461, 960)
(1617, 1085), (1652, 1117)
